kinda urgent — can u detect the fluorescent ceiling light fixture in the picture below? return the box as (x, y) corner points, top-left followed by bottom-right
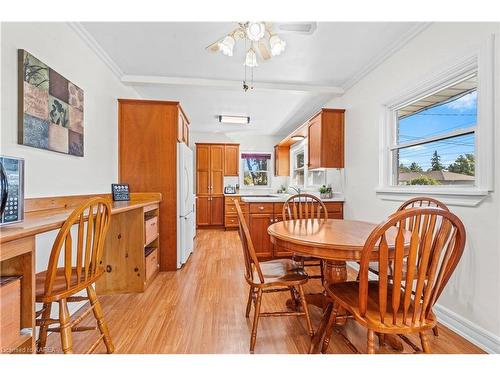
(291, 135), (305, 141)
(218, 115), (250, 124)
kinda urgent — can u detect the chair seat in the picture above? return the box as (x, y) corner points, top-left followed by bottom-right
(325, 281), (436, 333)
(36, 267), (102, 301)
(253, 259), (308, 286)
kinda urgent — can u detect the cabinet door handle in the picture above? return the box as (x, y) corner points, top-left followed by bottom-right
(259, 206), (264, 210)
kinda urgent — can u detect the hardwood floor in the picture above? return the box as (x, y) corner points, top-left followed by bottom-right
(44, 229), (485, 354)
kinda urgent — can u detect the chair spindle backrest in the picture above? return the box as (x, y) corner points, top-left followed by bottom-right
(234, 201), (265, 284)
(358, 208), (465, 328)
(398, 197), (449, 231)
(44, 197), (112, 297)
(282, 193), (329, 221)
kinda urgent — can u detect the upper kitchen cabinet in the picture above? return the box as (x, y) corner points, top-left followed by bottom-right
(224, 144), (240, 176)
(307, 109), (345, 169)
(177, 108), (190, 145)
(274, 145), (290, 176)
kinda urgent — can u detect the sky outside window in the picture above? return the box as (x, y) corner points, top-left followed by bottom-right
(397, 88), (477, 172)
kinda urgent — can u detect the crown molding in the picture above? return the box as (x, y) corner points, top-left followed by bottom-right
(341, 22), (433, 92)
(67, 22), (124, 79)
(121, 74), (345, 94)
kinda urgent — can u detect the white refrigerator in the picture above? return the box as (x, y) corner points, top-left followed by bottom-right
(177, 143), (195, 268)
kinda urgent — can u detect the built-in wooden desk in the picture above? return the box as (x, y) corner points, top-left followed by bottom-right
(0, 192), (162, 354)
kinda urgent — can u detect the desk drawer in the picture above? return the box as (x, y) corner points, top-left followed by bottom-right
(249, 202), (274, 214)
(144, 216), (159, 245)
(0, 277), (21, 350)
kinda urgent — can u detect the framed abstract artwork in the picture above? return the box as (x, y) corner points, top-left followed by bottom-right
(18, 49), (84, 156)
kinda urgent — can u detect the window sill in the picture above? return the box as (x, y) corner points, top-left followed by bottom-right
(375, 186), (490, 207)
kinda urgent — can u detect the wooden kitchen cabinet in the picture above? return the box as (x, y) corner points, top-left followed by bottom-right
(224, 144), (239, 176)
(211, 196), (225, 226)
(118, 99), (188, 271)
(177, 110), (190, 145)
(248, 213), (274, 258)
(245, 200), (344, 260)
(307, 109), (345, 169)
(196, 196), (211, 226)
(224, 196), (247, 228)
(196, 196), (224, 227)
(274, 145), (290, 176)
(210, 144), (224, 195)
(196, 143), (238, 227)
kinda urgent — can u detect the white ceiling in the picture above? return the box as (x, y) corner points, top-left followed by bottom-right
(79, 22), (424, 135)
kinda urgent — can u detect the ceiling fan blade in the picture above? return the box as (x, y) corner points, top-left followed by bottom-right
(258, 41), (271, 60)
(206, 40), (220, 52)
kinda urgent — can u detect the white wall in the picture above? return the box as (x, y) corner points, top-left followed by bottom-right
(1, 22), (138, 318)
(189, 131), (288, 193)
(1, 22), (138, 197)
(325, 23), (500, 351)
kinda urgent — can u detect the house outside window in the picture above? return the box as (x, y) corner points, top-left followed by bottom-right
(241, 152), (271, 187)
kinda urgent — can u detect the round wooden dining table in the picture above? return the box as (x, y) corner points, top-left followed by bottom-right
(268, 218), (409, 353)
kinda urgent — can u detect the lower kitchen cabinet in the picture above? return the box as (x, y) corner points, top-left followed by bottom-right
(197, 196), (224, 227)
(247, 201), (344, 260)
(248, 213), (274, 258)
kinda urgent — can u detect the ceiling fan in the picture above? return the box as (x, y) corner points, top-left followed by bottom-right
(206, 22), (317, 67)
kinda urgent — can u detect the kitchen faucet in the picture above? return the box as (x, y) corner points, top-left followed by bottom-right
(288, 186), (302, 196)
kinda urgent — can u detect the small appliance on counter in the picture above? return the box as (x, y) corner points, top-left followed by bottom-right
(224, 185), (237, 194)
(0, 156), (24, 226)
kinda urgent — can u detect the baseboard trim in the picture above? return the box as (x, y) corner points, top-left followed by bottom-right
(347, 261), (500, 354)
(433, 304), (500, 354)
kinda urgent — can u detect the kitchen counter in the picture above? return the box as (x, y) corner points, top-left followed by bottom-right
(224, 193), (344, 203)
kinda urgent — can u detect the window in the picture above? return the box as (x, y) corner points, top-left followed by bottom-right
(290, 140), (326, 188)
(378, 43), (495, 206)
(394, 75), (477, 187)
(241, 153), (271, 187)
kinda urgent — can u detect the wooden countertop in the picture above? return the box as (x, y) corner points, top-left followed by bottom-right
(0, 193), (161, 244)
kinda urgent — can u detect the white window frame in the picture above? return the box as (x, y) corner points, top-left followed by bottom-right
(240, 151), (272, 189)
(377, 36), (495, 207)
(290, 139), (327, 189)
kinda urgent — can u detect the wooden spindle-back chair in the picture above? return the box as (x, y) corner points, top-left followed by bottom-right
(35, 197), (114, 354)
(367, 197), (450, 336)
(234, 201), (314, 353)
(323, 207), (466, 353)
(282, 193), (329, 281)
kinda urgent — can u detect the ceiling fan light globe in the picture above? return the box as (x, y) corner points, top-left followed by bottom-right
(246, 22), (266, 42)
(269, 35), (286, 56)
(244, 48), (258, 67)
(218, 35), (235, 56)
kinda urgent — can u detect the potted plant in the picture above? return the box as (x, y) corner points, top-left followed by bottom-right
(319, 184), (333, 199)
